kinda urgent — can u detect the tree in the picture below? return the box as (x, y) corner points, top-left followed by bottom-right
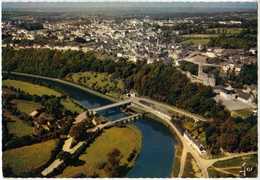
(42, 97), (63, 116)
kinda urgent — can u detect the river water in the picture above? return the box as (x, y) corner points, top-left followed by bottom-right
(9, 74), (176, 178)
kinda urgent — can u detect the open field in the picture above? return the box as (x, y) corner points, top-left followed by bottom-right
(3, 139), (58, 176)
(231, 108), (254, 119)
(58, 126), (142, 177)
(182, 34), (218, 38)
(206, 28), (243, 34)
(182, 38), (210, 45)
(3, 79), (61, 96)
(65, 71), (124, 98)
(3, 79), (84, 113)
(213, 154), (257, 168)
(182, 153), (201, 177)
(13, 99), (42, 115)
(208, 166), (235, 178)
(61, 98), (85, 113)
(5, 114), (34, 137)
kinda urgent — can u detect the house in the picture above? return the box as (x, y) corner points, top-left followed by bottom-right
(214, 85), (235, 100)
(198, 72), (216, 87)
(249, 48), (257, 55)
(29, 110), (40, 118)
(183, 131), (207, 156)
(235, 90), (255, 104)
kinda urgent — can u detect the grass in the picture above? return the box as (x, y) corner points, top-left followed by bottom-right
(3, 139), (57, 176)
(223, 167), (241, 174)
(6, 114), (34, 138)
(13, 99), (42, 115)
(182, 153), (197, 178)
(213, 154), (257, 168)
(65, 71), (124, 99)
(182, 38), (210, 45)
(58, 126), (142, 177)
(231, 109), (254, 119)
(61, 98), (85, 114)
(182, 34), (218, 38)
(206, 28), (243, 34)
(4, 79), (85, 113)
(3, 79), (61, 96)
(172, 143), (182, 177)
(208, 166), (235, 178)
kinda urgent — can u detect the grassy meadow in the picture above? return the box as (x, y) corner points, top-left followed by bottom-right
(58, 126), (142, 177)
(3, 79), (61, 96)
(3, 139), (58, 175)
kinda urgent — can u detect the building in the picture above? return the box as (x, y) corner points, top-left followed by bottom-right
(214, 85), (235, 100)
(235, 90), (255, 104)
(183, 131), (207, 156)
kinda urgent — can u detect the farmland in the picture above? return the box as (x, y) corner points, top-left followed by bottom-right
(58, 126), (142, 177)
(3, 139), (58, 176)
(5, 113), (34, 138)
(13, 99), (42, 115)
(3, 79), (61, 96)
(3, 79), (84, 113)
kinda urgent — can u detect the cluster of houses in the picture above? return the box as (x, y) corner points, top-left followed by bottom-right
(29, 108), (68, 135)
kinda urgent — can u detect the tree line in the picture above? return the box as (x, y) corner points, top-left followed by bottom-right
(2, 47), (257, 154)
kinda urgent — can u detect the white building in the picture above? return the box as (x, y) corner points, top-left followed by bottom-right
(183, 131), (207, 156)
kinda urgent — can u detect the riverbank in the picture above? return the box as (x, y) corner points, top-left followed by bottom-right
(3, 74), (143, 177)
(57, 126), (142, 177)
(130, 106), (183, 177)
(6, 71), (118, 103)
(5, 71), (177, 177)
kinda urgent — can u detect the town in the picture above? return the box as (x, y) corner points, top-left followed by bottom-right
(2, 1), (258, 179)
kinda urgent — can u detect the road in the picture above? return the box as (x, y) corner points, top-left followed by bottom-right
(133, 96), (208, 122)
(8, 72), (256, 177)
(131, 96), (257, 178)
(131, 97), (209, 177)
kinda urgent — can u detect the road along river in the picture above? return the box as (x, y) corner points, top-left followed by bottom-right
(7, 73), (177, 178)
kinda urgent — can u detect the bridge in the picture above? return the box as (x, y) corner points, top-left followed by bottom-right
(74, 99), (133, 124)
(75, 97), (208, 125)
(89, 99), (132, 114)
(86, 113), (141, 133)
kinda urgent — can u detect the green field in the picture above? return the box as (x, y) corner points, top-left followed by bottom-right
(13, 99), (42, 115)
(65, 72), (124, 98)
(182, 38), (210, 45)
(61, 98), (85, 114)
(3, 79), (85, 113)
(208, 166), (235, 178)
(3, 79), (61, 96)
(58, 126), (142, 177)
(182, 34), (218, 38)
(213, 154), (257, 168)
(6, 114), (34, 138)
(3, 139), (57, 176)
(231, 109), (254, 119)
(207, 28), (243, 34)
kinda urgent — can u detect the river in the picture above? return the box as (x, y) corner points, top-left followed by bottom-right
(8, 73), (176, 178)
